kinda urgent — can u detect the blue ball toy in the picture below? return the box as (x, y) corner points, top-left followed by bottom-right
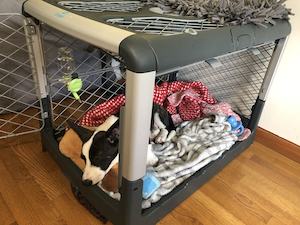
(226, 115), (244, 136)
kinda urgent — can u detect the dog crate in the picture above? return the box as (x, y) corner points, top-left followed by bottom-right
(1, 0), (291, 224)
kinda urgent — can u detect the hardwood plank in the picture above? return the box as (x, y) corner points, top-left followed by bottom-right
(16, 177), (66, 225)
(11, 134), (59, 174)
(0, 192), (16, 225)
(251, 142), (300, 178)
(200, 177), (271, 224)
(0, 146), (32, 183)
(255, 127), (300, 164)
(231, 156), (300, 222)
(190, 191), (245, 225)
(158, 208), (184, 225)
(250, 142), (300, 168)
(273, 158), (300, 180)
(0, 132), (41, 149)
(241, 174), (300, 222)
(11, 138), (66, 201)
(235, 151), (300, 198)
(212, 161), (246, 185)
(250, 154), (300, 192)
(267, 216), (288, 225)
(217, 165), (300, 225)
(0, 160), (43, 224)
(163, 203), (203, 225)
(0, 145), (66, 224)
(158, 211), (185, 225)
(166, 196), (215, 225)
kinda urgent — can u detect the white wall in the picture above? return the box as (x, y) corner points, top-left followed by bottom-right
(259, 0), (300, 146)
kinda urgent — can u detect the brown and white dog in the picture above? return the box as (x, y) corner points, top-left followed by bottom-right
(67, 103), (176, 186)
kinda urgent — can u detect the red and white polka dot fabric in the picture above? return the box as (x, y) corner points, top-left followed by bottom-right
(78, 81), (216, 127)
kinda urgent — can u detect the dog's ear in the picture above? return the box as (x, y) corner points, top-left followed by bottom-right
(106, 128), (119, 146)
(105, 119), (120, 146)
(66, 120), (94, 143)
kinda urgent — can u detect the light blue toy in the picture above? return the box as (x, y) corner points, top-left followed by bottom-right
(142, 171), (160, 199)
(226, 115), (244, 136)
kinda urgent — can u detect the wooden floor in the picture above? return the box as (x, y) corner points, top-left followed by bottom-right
(0, 132), (300, 225)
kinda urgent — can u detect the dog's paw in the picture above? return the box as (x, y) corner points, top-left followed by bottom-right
(155, 128), (168, 144)
(166, 130), (176, 142)
(147, 145), (159, 166)
(109, 192), (121, 201)
(150, 128), (160, 142)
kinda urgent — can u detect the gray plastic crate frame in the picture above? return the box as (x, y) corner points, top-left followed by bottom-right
(21, 0), (291, 225)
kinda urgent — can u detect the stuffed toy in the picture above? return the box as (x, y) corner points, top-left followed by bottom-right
(59, 126), (119, 192)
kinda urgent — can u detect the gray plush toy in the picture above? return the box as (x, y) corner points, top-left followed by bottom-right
(142, 0), (294, 28)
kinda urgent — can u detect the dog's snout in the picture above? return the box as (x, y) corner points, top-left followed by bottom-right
(82, 179), (93, 186)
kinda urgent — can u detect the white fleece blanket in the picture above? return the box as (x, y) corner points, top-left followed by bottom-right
(142, 113), (237, 208)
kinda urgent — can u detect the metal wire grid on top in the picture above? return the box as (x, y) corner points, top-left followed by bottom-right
(58, 1), (144, 12)
(0, 13), (43, 139)
(107, 17), (220, 35)
(178, 42), (276, 118)
(58, 1), (220, 36)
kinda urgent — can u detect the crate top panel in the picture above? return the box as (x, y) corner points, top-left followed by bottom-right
(23, 0), (291, 73)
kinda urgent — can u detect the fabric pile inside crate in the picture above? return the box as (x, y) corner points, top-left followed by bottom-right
(143, 112), (238, 208)
(78, 81), (250, 141)
(142, 0), (293, 28)
(69, 81), (251, 208)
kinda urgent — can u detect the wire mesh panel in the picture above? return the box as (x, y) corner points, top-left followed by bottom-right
(0, 13), (43, 139)
(41, 24), (125, 131)
(59, 1), (144, 12)
(107, 17), (220, 35)
(42, 20), (274, 131)
(178, 42), (276, 118)
(41, 24), (172, 132)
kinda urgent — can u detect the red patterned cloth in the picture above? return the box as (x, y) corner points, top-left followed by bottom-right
(78, 81), (216, 127)
(78, 95), (125, 128)
(153, 81), (217, 121)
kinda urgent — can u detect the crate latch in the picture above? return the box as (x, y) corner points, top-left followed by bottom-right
(26, 25), (36, 35)
(206, 58), (222, 68)
(249, 47), (261, 55)
(42, 112), (49, 119)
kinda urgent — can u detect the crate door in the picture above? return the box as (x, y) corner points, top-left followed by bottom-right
(0, 13), (43, 139)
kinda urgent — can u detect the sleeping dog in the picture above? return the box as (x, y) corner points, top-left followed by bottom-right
(67, 103), (176, 186)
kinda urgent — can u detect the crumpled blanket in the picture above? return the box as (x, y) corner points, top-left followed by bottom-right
(201, 102), (251, 141)
(142, 113), (238, 208)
